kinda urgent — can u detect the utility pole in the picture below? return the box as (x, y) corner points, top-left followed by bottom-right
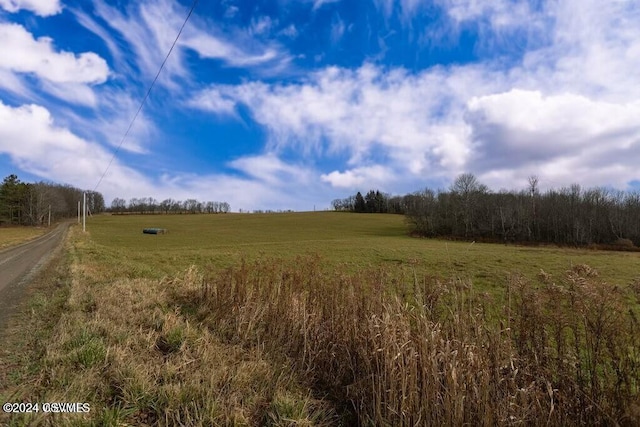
(78, 201), (80, 224)
(48, 204), (51, 227)
(83, 192), (86, 232)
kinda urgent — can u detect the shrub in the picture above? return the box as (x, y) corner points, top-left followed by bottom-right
(614, 237), (635, 248)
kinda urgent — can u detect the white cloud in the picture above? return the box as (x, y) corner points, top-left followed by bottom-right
(183, 32), (280, 67)
(188, 87), (237, 115)
(373, 0), (394, 18)
(0, 0), (61, 16)
(0, 23), (109, 84)
(0, 100), (319, 211)
(91, 90), (155, 155)
(193, 64), (498, 182)
(279, 24), (298, 38)
(0, 100), (147, 195)
(528, 0), (640, 102)
(321, 165), (394, 188)
(466, 90), (640, 189)
(0, 67), (31, 98)
(39, 81), (98, 107)
(224, 5), (239, 19)
(440, 0), (535, 27)
(376, 0), (538, 27)
(468, 90), (639, 139)
(330, 16), (345, 44)
(229, 153), (312, 186)
(312, 0), (340, 11)
(92, 0), (189, 89)
(250, 16), (273, 35)
(190, 0), (640, 194)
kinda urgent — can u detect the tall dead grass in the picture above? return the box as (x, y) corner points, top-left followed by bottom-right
(171, 257), (640, 426)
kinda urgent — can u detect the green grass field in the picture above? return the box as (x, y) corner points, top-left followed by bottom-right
(87, 212), (640, 292)
(3, 212), (640, 425)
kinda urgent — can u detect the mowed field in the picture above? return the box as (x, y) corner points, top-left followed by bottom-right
(3, 212), (640, 426)
(87, 211), (640, 291)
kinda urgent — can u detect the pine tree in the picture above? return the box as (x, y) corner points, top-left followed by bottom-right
(355, 192), (366, 213)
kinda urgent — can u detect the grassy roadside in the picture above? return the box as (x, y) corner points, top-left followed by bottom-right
(0, 226), (49, 250)
(0, 228), (72, 424)
(1, 225), (339, 426)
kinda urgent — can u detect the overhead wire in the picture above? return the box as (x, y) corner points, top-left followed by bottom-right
(93, 0), (199, 192)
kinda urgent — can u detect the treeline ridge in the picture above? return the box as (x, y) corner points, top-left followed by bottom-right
(0, 174), (104, 226)
(334, 174), (640, 247)
(109, 197), (230, 214)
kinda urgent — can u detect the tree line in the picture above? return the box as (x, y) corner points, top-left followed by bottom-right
(332, 190), (406, 214)
(109, 197), (230, 214)
(333, 174), (640, 247)
(0, 174), (104, 226)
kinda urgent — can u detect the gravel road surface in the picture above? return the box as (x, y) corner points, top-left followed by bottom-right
(0, 223), (69, 328)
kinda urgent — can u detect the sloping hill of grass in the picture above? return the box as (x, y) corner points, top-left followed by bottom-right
(2, 212), (640, 425)
(87, 212), (640, 293)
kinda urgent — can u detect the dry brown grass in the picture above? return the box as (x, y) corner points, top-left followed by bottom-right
(0, 226), (48, 249)
(1, 228), (338, 426)
(169, 256), (640, 426)
(3, 225), (640, 426)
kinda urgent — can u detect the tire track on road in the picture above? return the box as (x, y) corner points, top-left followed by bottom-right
(0, 223), (70, 329)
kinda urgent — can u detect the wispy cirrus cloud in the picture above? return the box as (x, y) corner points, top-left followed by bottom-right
(91, 0), (188, 89)
(92, 0), (291, 88)
(312, 0), (341, 11)
(0, 67), (31, 99)
(330, 14), (346, 44)
(438, 0), (540, 28)
(229, 153), (313, 186)
(0, 0), (61, 16)
(0, 0), (302, 209)
(71, 8), (125, 68)
(183, 32), (281, 67)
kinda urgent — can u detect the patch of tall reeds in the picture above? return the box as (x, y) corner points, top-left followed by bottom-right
(171, 257), (640, 425)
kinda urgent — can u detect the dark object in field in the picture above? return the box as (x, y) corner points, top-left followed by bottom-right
(142, 228), (167, 235)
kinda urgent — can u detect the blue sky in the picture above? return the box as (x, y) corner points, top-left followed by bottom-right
(0, 0), (639, 211)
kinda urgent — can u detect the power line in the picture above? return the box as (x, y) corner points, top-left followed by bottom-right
(93, 0), (199, 192)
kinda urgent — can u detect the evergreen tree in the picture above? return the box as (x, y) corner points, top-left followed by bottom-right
(354, 192), (366, 213)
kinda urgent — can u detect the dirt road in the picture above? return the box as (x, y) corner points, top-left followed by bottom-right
(0, 223), (69, 328)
